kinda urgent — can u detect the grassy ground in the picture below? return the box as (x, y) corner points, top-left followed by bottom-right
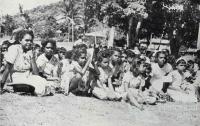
(0, 93), (199, 126)
(0, 36), (199, 126)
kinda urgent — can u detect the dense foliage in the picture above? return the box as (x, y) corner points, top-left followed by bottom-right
(0, 0), (199, 51)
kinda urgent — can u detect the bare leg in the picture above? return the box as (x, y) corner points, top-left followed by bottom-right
(68, 77), (82, 93)
(127, 90), (144, 110)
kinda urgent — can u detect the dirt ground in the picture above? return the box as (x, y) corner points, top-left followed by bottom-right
(0, 93), (199, 126)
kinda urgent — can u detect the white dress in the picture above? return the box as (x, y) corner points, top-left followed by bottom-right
(36, 53), (59, 78)
(150, 63), (173, 91)
(167, 70), (197, 103)
(92, 67), (112, 99)
(36, 53), (60, 88)
(60, 59), (75, 92)
(5, 45), (50, 96)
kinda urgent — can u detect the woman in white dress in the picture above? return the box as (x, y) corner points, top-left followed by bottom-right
(0, 30), (50, 95)
(150, 51), (173, 92)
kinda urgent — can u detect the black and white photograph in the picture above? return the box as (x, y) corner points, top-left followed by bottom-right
(0, 0), (200, 126)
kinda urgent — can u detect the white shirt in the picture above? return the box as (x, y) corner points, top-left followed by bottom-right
(150, 63), (173, 90)
(36, 53), (59, 78)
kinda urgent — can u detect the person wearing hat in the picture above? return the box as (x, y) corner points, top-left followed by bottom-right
(166, 57), (198, 103)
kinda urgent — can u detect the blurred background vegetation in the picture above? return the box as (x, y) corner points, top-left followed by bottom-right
(0, 0), (200, 51)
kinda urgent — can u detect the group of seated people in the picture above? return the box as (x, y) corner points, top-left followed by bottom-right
(0, 30), (200, 110)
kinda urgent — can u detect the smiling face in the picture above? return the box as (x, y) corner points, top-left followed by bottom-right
(20, 34), (33, 51)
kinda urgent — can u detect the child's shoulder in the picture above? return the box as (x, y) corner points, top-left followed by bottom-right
(71, 61), (79, 66)
(169, 70), (179, 75)
(71, 61), (82, 69)
(196, 70), (200, 77)
(123, 71), (134, 79)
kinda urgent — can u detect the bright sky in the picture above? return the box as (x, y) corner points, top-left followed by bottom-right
(0, 0), (61, 15)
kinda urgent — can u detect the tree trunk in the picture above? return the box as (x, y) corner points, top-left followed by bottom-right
(197, 5), (200, 49)
(128, 16), (142, 48)
(128, 16), (134, 48)
(136, 20), (142, 37)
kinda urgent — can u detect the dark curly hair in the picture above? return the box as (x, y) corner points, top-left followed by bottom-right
(65, 50), (73, 59)
(15, 30), (34, 43)
(97, 50), (110, 63)
(110, 47), (121, 56)
(72, 49), (87, 61)
(126, 49), (135, 58)
(130, 58), (146, 77)
(41, 38), (57, 52)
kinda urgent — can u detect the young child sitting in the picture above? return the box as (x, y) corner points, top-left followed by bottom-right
(65, 49), (93, 96)
(59, 50), (74, 95)
(190, 60), (200, 101)
(92, 50), (118, 100)
(122, 58), (157, 110)
(122, 49), (135, 73)
(167, 58), (198, 103)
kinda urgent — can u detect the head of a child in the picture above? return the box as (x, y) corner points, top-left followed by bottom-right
(176, 58), (187, 73)
(187, 60), (194, 72)
(1, 40), (10, 52)
(97, 50), (110, 69)
(131, 58), (147, 77)
(73, 49), (87, 67)
(145, 63), (152, 76)
(78, 43), (87, 51)
(155, 51), (167, 68)
(149, 51), (156, 63)
(121, 50), (127, 63)
(126, 50), (135, 64)
(32, 43), (41, 57)
(110, 48), (121, 65)
(65, 50), (73, 63)
(162, 49), (170, 60)
(58, 47), (66, 60)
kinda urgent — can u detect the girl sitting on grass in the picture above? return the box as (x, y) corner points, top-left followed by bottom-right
(167, 58), (198, 103)
(59, 50), (74, 95)
(92, 50), (118, 100)
(67, 49), (93, 96)
(123, 58), (157, 110)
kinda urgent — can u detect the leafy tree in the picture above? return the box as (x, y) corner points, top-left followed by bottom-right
(100, 0), (148, 47)
(37, 16), (58, 39)
(2, 15), (16, 35)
